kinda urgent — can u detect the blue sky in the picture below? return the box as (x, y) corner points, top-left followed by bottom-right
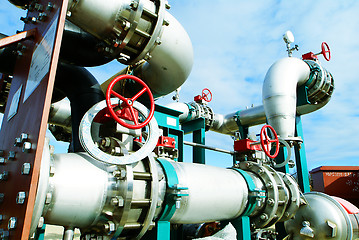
(1, 0), (359, 171)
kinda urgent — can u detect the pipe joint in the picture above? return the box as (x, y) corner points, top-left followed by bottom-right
(303, 60), (334, 105)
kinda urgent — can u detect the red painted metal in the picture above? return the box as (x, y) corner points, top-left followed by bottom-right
(106, 74), (154, 129)
(310, 166), (359, 208)
(0, 0), (68, 239)
(202, 88), (212, 102)
(332, 196), (359, 214)
(157, 136), (176, 149)
(0, 29), (37, 49)
(234, 139), (261, 152)
(194, 88), (212, 103)
(302, 52), (318, 61)
(321, 42), (331, 61)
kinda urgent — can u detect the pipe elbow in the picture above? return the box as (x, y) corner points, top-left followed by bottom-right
(262, 57), (310, 139)
(135, 12), (193, 97)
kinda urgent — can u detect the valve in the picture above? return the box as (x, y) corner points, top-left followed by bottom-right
(260, 125), (279, 159)
(194, 88), (212, 103)
(302, 42), (331, 61)
(106, 75), (155, 129)
(79, 99), (160, 165)
(319, 42), (331, 61)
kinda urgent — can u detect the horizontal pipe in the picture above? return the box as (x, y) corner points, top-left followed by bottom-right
(169, 161), (249, 223)
(183, 141), (235, 155)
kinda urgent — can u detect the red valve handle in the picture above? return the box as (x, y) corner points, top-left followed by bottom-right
(202, 88), (212, 102)
(321, 42), (331, 61)
(106, 75), (155, 129)
(260, 125), (280, 159)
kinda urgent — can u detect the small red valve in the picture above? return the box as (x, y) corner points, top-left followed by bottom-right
(260, 125), (280, 159)
(106, 74), (155, 129)
(302, 42), (331, 61)
(194, 88), (212, 103)
(320, 42), (331, 61)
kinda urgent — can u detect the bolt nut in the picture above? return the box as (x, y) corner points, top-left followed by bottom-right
(163, 19), (170, 26)
(113, 169), (126, 180)
(0, 157), (6, 164)
(8, 217), (17, 230)
(0, 229), (10, 239)
(20, 133), (28, 142)
(22, 142), (32, 153)
(37, 217), (44, 228)
(45, 193), (52, 204)
(46, 2), (54, 11)
(104, 221), (115, 233)
(14, 138), (22, 146)
(16, 192), (26, 204)
(111, 196), (124, 207)
(130, 1), (138, 10)
(260, 213), (268, 221)
(0, 172), (8, 181)
(7, 152), (15, 161)
(21, 163), (31, 175)
(0, 193), (4, 203)
(268, 198), (275, 206)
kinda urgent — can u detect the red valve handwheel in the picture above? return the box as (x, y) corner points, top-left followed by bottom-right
(106, 75), (155, 129)
(260, 125), (280, 159)
(321, 42), (331, 61)
(202, 88), (212, 102)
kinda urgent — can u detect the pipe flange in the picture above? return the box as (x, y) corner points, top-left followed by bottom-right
(265, 166), (288, 227)
(304, 60), (334, 104)
(135, 154), (160, 239)
(131, 0), (166, 64)
(79, 99), (160, 165)
(239, 162), (279, 229)
(108, 164), (134, 238)
(277, 172), (301, 221)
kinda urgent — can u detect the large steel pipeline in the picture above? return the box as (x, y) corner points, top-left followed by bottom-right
(31, 141), (300, 238)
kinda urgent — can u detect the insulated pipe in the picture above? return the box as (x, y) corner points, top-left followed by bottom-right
(262, 57), (310, 139)
(43, 153), (109, 228)
(169, 161), (249, 223)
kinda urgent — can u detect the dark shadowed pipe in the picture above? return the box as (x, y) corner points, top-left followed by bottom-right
(54, 62), (105, 152)
(60, 21), (115, 67)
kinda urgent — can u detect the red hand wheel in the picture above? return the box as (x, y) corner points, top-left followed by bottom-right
(106, 75), (155, 129)
(260, 125), (280, 159)
(320, 42), (331, 61)
(202, 88), (212, 102)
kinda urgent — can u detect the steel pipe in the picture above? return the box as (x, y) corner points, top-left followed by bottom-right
(262, 57), (310, 139)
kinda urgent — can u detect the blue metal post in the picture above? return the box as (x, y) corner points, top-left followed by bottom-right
(156, 221), (171, 240)
(231, 217), (251, 240)
(294, 116), (311, 193)
(182, 118), (206, 164)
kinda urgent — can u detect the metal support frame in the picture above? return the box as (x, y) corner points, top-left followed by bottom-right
(0, 1), (68, 239)
(294, 116), (310, 193)
(181, 118), (206, 164)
